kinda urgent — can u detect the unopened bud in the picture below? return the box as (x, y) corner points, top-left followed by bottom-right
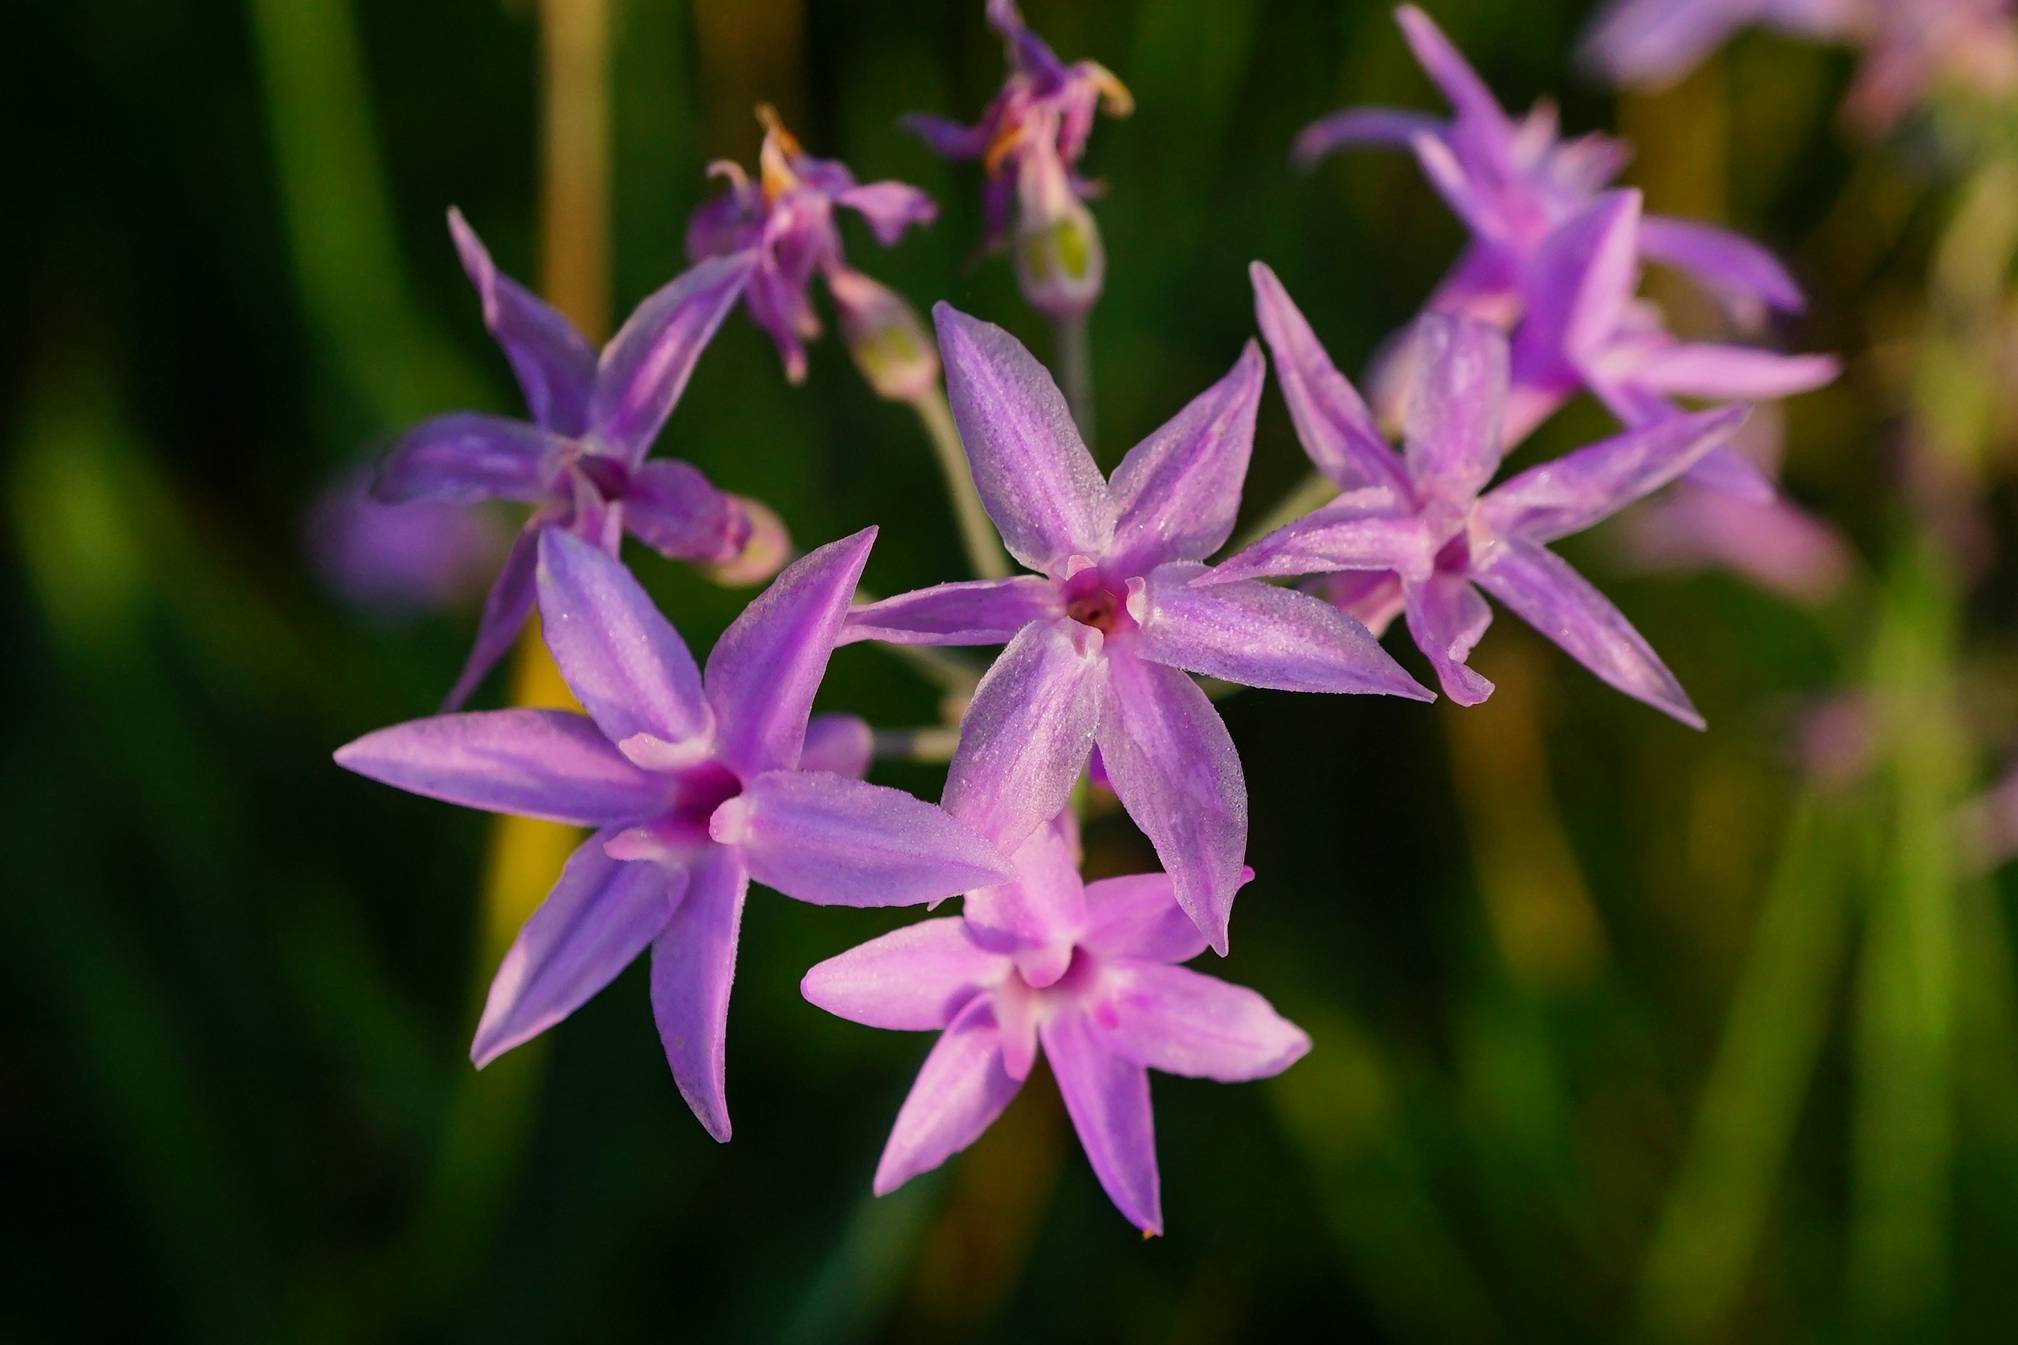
(1014, 187), (1104, 320)
(703, 495), (792, 587)
(828, 267), (940, 403)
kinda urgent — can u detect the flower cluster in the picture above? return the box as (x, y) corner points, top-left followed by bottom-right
(335, 3), (1839, 1234)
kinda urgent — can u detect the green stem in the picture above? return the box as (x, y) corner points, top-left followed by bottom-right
(1055, 312), (1094, 446)
(870, 726), (962, 765)
(911, 384), (1011, 579)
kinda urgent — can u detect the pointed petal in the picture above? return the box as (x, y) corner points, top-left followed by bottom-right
(1293, 107), (1442, 166)
(535, 529), (711, 749)
(962, 816), (1089, 974)
(1402, 575), (1496, 706)
(648, 846), (749, 1141)
(1582, 0), (1757, 91)
(1408, 133), (1508, 244)
(1250, 263), (1408, 493)
(1402, 313), (1510, 499)
(1140, 565), (1433, 698)
(1396, 5), (1515, 140)
(1514, 190), (1643, 368)
(1480, 405), (1746, 543)
(873, 994), (1024, 1194)
(942, 618), (1106, 851)
(1472, 535), (1703, 727)
(841, 577), (1060, 647)
(705, 528), (878, 776)
(934, 303), (1115, 574)
(621, 459), (748, 566)
(439, 524), (542, 710)
(471, 836), (681, 1065)
(714, 771), (1011, 907)
(1201, 488), (1428, 586)
(1082, 872), (1233, 965)
(448, 208), (597, 435)
(1040, 1010), (1161, 1235)
(1639, 214), (1806, 313)
(800, 713), (873, 779)
(1094, 962), (1311, 1082)
(590, 252), (755, 464)
(1095, 650), (1246, 955)
(836, 181), (938, 245)
(334, 708), (663, 825)
(373, 413), (560, 505)
(1106, 342), (1265, 571)
(901, 111), (989, 161)
(801, 918), (1000, 1030)
(1626, 343), (1840, 401)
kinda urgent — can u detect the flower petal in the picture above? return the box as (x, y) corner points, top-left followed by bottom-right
(704, 527), (878, 776)
(536, 528), (711, 749)
(1106, 341), (1265, 572)
(1093, 962), (1311, 1082)
(873, 994), (1024, 1195)
(1638, 213), (1805, 313)
(933, 303), (1115, 574)
(1581, 0), (1757, 91)
(441, 523), (543, 710)
(334, 707), (664, 825)
(1040, 1009), (1161, 1235)
(590, 251), (755, 465)
(1512, 189), (1643, 372)
(1250, 262), (1408, 493)
(841, 577), (1060, 647)
(1401, 575), (1496, 706)
(373, 413), (561, 505)
(1396, 5), (1514, 141)
(962, 815), (1089, 978)
(942, 618), (1106, 852)
(1095, 650), (1246, 955)
(621, 459), (748, 566)
(1402, 313), (1509, 500)
(648, 845), (749, 1142)
(1625, 342), (1840, 402)
(1141, 566), (1433, 699)
(714, 770), (1011, 907)
(800, 713), (873, 779)
(448, 208), (597, 435)
(1081, 872), (1230, 965)
(1472, 535), (1703, 727)
(1480, 405), (1748, 544)
(1292, 107), (1443, 166)
(836, 181), (938, 245)
(1200, 488), (1427, 586)
(801, 918), (1000, 1030)
(471, 835), (681, 1065)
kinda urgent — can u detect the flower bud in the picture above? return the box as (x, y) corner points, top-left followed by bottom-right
(827, 267), (941, 403)
(1012, 125), (1104, 319)
(703, 495), (792, 587)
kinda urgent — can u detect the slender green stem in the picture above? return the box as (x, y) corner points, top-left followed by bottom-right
(911, 384), (1010, 579)
(852, 582), (983, 700)
(1054, 312), (1094, 446)
(870, 726), (962, 764)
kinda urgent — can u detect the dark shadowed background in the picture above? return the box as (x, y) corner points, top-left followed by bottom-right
(9, 0), (2018, 1340)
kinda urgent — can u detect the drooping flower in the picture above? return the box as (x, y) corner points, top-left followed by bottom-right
(687, 106), (940, 395)
(305, 464), (509, 613)
(905, 0), (1133, 317)
(802, 814), (1309, 1235)
(334, 528), (1012, 1140)
(1203, 263), (1745, 726)
(1297, 6), (1807, 322)
(843, 304), (1431, 952)
(374, 210), (779, 708)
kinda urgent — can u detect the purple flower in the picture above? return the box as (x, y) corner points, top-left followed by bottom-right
(334, 528), (1013, 1140)
(906, 0), (1133, 317)
(1298, 6), (1806, 322)
(802, 814), (1309, 1234)
(1494, 189), (1839, 495)
(843, 304), (1430, 952)
(376, 209), (777, 708)
(1582, 0), (1856, 90)
(305, 465), (509, 613)
(687, 107), (939, 392)
(1204, 264), (1745, 727)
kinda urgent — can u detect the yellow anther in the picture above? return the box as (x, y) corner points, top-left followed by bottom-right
(755, 104), (802, 202)
(1083, 63), (1134, 118)
(983, 121), (1024, 176)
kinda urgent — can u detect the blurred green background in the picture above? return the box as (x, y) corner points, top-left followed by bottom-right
(10, 0), (2018, 1339)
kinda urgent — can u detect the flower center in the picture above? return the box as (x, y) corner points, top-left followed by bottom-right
(1062, 567), (1136, 637)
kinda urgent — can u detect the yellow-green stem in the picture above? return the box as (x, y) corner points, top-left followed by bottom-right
(911, 384), (1011, 579)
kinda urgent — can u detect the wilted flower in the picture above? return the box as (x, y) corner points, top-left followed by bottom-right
(688, 106), (939, 393)
(845, 304), (1429, 952)
(906, 0), (1132, 317)
(375, 210), (775, 707)
(803, 814), (1309, 1234)
(1204, 264), (1744, 726)
(1298, 6), (1807, 324)
(335, 528), (1012, 1140)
